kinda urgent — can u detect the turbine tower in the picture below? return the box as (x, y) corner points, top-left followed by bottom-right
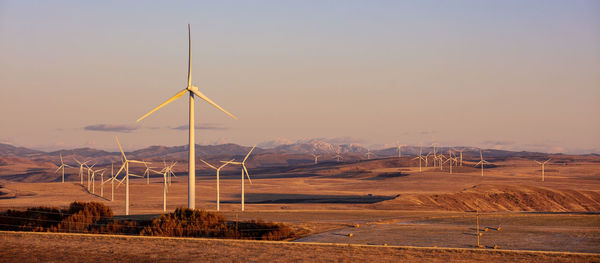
(334, 149), (343, 162)
(474, 149), (491, 177)
(136, 24), (237, 210)
(55, 153), (72, 183)
(535, 158), (551, 182)
(226, 146), (256, 211)
(200, 158), (234, 211)
(366, 149), (372, 160)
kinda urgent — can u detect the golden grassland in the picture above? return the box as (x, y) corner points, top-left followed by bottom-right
(1, 231), (599, 263)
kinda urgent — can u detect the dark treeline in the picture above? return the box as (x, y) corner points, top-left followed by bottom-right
(0, 202), (293, 241)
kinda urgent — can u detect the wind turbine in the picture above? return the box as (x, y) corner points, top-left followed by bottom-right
(55, 153), (72, 183)
(424, 152), (431, 167)
(432, 143), (438, 167)
(366, 149), (373, 160)
(164, 160), (177, 185)
(142, 162), (154, 185)
(103, 162), (116, 201)
(225, 146), (255, 212)
(535, 159), (551, 182)
(454, 148), (465, 167)
(74, 159), (90, 186)
(114, 136), (146, 215)
(155, 161), (177, 212)
(91, 168), (104, 194)
(412, 146), (425, 172)
(474, 149), (491, 177)
(437, 154), (446, 171)
(136, 24), (238, 210)
(98, 169), (106, 197)
(200, 158), (234, 211)
(312, 150), (320, 165)
(396, 142), (404, 158)
(334, 149), (343, 163)
(86, 163), (96, 191)
(444, 150), (456, 174)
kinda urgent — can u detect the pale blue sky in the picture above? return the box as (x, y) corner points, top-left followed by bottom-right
(1, 1), (599, 153)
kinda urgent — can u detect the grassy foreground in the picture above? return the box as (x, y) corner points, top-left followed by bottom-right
(1, 231), (598, 262)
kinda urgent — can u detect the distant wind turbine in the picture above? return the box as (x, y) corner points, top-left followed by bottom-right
(143, 162), (154, 185)
(412, 146), (425, 172)
(225, 146), (256, 211)
(136, 24), (238, 210)
(396, 142), (404, 158)
(334, 149), (343, 162)
(55, 153), (72, 183)
(114, 136), (147, 215)
(154, 161), (177, 212)
(200, 158), (235, 211)
(74, 159), (90, 186)
(366, 149), (373, 160)
(454, 148), (465, 167)
(474, 149), (491, 177)
(535, 159), (551, 182)
(312, 150), (320, 165)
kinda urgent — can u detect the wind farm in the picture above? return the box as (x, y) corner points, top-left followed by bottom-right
(1, 1), (599, 262)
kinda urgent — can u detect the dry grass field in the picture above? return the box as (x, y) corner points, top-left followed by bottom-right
(1, 231), (598, 263)
(1, 156), (599, 261)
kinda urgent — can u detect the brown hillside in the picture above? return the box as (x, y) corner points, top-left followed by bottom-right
(373, 184), (600, 212)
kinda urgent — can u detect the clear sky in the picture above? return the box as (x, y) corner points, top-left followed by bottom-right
(1, 1), (599, 153)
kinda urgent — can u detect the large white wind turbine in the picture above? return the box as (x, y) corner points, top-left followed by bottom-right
(55, 153), (72, 183)
(200, 158), (234, 211)
(535, 159), (551, 182)
(136, 25), (237, 210)
(225, 146), (256, 212)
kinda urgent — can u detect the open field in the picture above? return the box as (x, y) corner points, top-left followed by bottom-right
(1, 156), (599, 260)
(1, 231), (599, 263)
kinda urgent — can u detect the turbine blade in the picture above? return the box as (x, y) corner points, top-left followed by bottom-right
(199, 159), (217, 170)
(60, 153), (64, 164)
(115, 136), (127, 161)
(55, 166), (62, 173)
(243, 165), (252, 184)
(136, 88), (188, 122)
(188, 24), (192, 88)
(189, 88), (238, 120)
(219, 159), (234, 169)
(114, 163), (126, 178)
(243, 145), (256, 163)
(116, 176), (126, 188)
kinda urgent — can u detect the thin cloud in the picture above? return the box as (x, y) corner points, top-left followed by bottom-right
(172, 124), (228, 131)
(84, 124), (139, 133)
